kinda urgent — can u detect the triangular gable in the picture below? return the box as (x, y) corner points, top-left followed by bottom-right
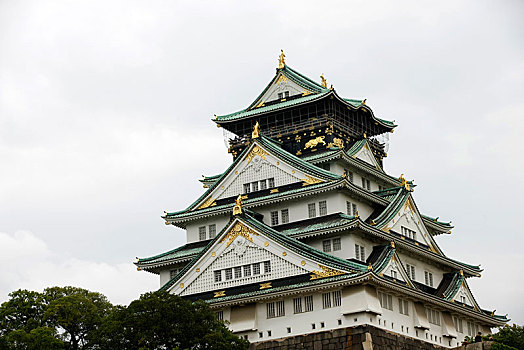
(191, 137), (340, 210)
(376, 191), (443, 255)
(451, 280), (481, 310)
(164, 214), (365, 296)
(378, 252), (416, 288)
(248, 65), (327, 110)
(370, 244), (415, 288)
(348, 140), (382, 171)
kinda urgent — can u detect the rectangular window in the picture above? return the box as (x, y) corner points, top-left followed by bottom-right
(332, 237), (341, 251)
(243, 183), (251, 194)
(426, 308), (441, 325)
(208, 224), (216, 239)
(214, 270), (222, 282)
(278, 92), (283, 99)
(399, 299), (409, 315)
(251, 181), (259, 192)
(378, 291), (393, 310)
(284, 91), (289, 98)
(308, 203), (316, 218)
(401, 226), (416, 240)
(345, 169), (354, 183)
(333, 290), (342, 307)
(366, 179), (371, 190)
(170, 269), (179, 279)
(355, 244), (366, 262)
(406, 264), (416, 280)
(264, 261), (271, 273)
(266, 302), (275, 318)
(224, 268), (233, 280)
(234, 266), (242, 279)
(304, 295), (314, 312)
(243, 264), (251, 277)
(216, 310), (224, 321)
(453, 316), (463, 333)
(319, 200), (327, 216)
(260, 179), (267, 190)
(322, 240), (331, 252)
(252, 262), (260, 275)
(391, 270), (398, 279)
(199, 226), (206, 241)
(322, 292), (332, 309)
(267, 178), (275, 188)
(270, 211), (279, 226)
(346, 201), (352, 215)
(361, 177), (366, 188)
(276, 300), (285, 317)
(281, 209), (289, 224)
(424, 271), (434, 287)
(352, 203), (357, 216)
(293, 298), (303, 314)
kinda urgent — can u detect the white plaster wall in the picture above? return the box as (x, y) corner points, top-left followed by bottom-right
(185, 215), (231, 243)
(218, 287), (489, 348)
(397, 252), (444, 288)
(159, 269), (171, 287)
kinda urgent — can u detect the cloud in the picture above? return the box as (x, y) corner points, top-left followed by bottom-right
(0, 230), (157, 305)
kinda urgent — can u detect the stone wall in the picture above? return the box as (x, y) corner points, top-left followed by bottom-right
(250, 325), (451, 350)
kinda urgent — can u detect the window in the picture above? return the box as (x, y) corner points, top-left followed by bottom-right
(311, 324), (316, 330)
(401, 226), (416, 240)
(333, 290), (342, 307)
(424, 271), (434, 287)
(264, 261), (271, 273)
(216, 310), (223, 321)
(199, 226), (206, 241)
(276, 300), (285, 317)
(346, 201), (358, 216)
(278, 92), (282, 99)
(467, 321), (478, 336)
(293, 298), (302, 313)
(332, 237), (341, 251)
(281, 209), (289, 224)
(234, 267), (242, 279)
(267, 330), (272, 337)
(460, 295), (466, 304)
(224, 268), (233, 280)
(266, 302), (275, 318)
(399, 298), (409, 315)
(270, 211), (279, 226)
(345, 169), (354, 183)
(208, 224), (216, 238)
(355, 244), (366, 262)
(253, 262), (260, 275)
(287, 327), (291, 334)
(453, 316), (463, 333)
(252, 181), (259, 192)
(258, 332), (263, 338)
(304, 295), (314, 312)
(426, 308), (441, 325)
(322, 292), (332, 309)
(378, 291), (393, 310)
(214, 270), (222, 282)
(308, 203), (316, 218)
(391, 270), (398, 279)
(169, 268), (180, 279)
(243, 183), (251, 194)
(267, 178), (275, 188)
(260, 179), (267, 190)
(322, 240), (331, 252)
(319, 200), (327, 216)
(361, 177), (371, 190)
(406, 264), (416, 280)
(320, 322), (325, 328)
(243, 264), (251, 277)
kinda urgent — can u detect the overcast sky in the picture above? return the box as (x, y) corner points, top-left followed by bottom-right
(1, 0), (523, 325)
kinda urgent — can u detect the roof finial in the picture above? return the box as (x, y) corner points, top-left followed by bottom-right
(278, 49), (286, 69)
(233, 195), (243, 216)
(320, 74), (327, 88)
(252, 121), (260, 139)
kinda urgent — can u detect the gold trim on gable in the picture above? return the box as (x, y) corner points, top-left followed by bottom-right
(245, 145), (268, 164)
(310, 264), (345, 280)
(197, 197), (216, 210)
(219, 222), (260, 248)
(301, 175), (323, 186)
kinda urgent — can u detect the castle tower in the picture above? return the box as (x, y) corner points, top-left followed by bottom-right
(136, 53), (507, 348)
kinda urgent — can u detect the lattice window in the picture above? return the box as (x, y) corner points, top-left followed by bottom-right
(264, 261), (271, 273)
(424, 271), (434, 287)
(199, 226), (206, 241)
(251, 181), (259, 192)
(426, 308), (441, 325)
(333, 290), (341, 307)
(260, 179), (267, 190)
(304, 295), (314, 312)
(253, 262), (261, 275)
(355, 244), (365, 262)
(216, 310), (224, 321)
(234, 266), (242, 279)
(214, 270), (222, 282)
(243, 264), (251, 277)
(399, 298), (409, 315)
(308, 203), (316, 218)
(406, 264), (416, 280)
(243, 183), (251, 194)
(332, 238), (341, 251)
(208, 224), (216, 239)
(276, 300), (285, 317)
(319, 200), (327, 216)
(322, 240), (331, 252)
(401, 226), (416, 240)
(225, 268), (233, 280)
(270, 211), (279, 226)
(281, 209), (289, 224)
(293, 297), (302, 314)
(378, 291), (393, 310)
(266, 302), (275, 318)
(322, 292), (332, 309)
(267, 177), (275, 188)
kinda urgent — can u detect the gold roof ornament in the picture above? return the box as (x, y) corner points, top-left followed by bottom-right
(233, 195), (243, 216)
(362, 99), (367, 105)
(278, 49), (286, 69)
(320, 74), (327, 88)
(390, 241), (395, 248)
(368, 263), (373, 270)
(252, 121), (260, 139)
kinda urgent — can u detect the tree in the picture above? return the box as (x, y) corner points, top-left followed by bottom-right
(116, 292), (249, 350)
(492, 324), (524, 350)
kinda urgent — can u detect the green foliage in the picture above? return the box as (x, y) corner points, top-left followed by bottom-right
(492, 324), (524, 350)
(0, 287), (248, 350)
(491, 343), (519, 350)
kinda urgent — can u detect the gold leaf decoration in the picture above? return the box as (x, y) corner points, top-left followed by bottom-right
(310, 264), (345, 280)
(214, 290), (225, 298)
(304, 136), (326, 149)
(333, 138), (344, 148)
(197, 197), (216, 210)
(259, 282), (272, 290)
(219, 222), (259, 248)
(245, 145), (268, 164)
(301, 175), (323, 186)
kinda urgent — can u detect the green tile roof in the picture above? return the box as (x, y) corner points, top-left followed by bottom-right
(137, 243), (206, 265)
(278, 213), (357, 237)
